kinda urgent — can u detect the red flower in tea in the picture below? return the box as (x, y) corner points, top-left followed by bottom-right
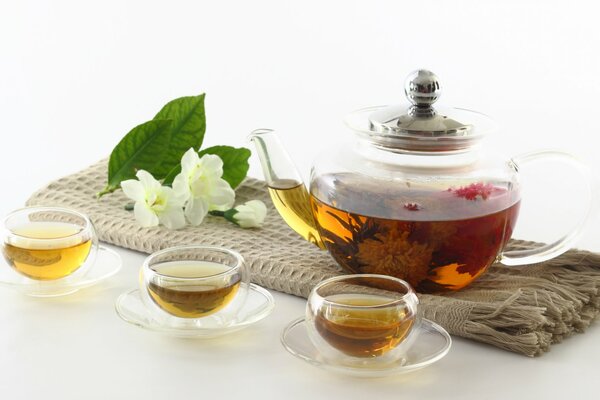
(404, 202), (422, 211)
(449, 182), (496, 201)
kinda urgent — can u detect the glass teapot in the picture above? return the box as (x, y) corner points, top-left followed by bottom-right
(249, 69), (593, 293)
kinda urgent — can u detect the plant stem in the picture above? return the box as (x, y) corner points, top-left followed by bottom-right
(96, 186), (115, 199)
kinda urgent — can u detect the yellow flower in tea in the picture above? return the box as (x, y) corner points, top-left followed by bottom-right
(173, 149), (235, 226)
(357, 230), (432, 287)
(121, 170), (187, 229)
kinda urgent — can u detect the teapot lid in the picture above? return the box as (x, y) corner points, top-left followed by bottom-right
(345, 69), (496, 153)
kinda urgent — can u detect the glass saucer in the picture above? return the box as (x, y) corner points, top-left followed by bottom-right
(281, 317), (452, 378)
(115, 283), (275, 338)
(0, 245), (122, 297)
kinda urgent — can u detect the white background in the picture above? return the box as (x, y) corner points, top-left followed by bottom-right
(1, 1), (599, 399)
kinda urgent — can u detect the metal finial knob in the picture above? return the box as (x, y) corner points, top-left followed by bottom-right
(404, 69), (441, 107)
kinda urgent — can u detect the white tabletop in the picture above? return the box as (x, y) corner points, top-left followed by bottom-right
(1, 1), (600, 399)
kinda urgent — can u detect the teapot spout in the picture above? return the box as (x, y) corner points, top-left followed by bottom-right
(248, 129), (325, 249)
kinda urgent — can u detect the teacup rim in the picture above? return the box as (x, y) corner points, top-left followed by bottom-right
(2, 206), (93, 242)
(310, 274), (417, 309)
(143, 245), (245, 281)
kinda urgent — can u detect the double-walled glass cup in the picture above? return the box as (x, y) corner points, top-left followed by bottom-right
(1, 207), (98, 283)
(139, 245), (250, 328)
(306, 274), (420, 367)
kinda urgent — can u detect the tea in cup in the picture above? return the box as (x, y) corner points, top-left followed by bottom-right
(306, 274), (420, 366)
(1, 207), (97, 281)
(139, 245), (249, 327)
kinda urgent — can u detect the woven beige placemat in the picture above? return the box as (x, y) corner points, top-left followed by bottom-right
(26, 160), (600, 356)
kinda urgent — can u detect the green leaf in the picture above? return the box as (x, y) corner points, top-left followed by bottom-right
(162, 146), (251, 189)
(152, 94), (206, 177)
(199, 146), (251, 188)
(98, 119), (173, 197)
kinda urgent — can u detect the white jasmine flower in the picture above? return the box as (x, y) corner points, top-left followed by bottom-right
(228, 200), (267, 228)
(172, 148), (235, 226)
(121, 170), (186, 229)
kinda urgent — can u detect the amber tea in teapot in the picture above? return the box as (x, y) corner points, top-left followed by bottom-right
(311, 174), (520, 292)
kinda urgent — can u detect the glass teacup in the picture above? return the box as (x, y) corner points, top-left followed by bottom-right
(139, 245), (250, 328)
(306, 274), (420, 367)
(1, 207), (98, 282)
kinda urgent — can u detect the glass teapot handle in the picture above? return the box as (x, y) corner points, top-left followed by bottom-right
(500, 150), (595, 266)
